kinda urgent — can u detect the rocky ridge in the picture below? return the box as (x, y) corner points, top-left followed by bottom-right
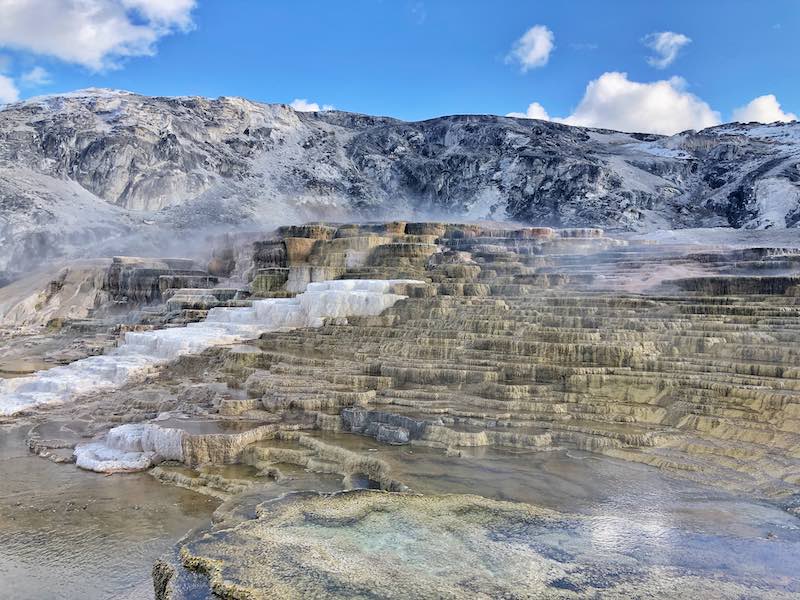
(1, 89), (799, 282)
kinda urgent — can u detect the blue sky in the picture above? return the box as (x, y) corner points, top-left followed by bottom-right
(0, 1), (797, 133)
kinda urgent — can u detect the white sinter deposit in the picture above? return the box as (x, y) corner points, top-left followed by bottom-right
(74, 422), (185, 472)
(0, 280), (419, 419)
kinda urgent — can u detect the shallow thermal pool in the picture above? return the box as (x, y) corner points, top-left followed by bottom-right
(274, 432), (800, 594)
(0, 425), (219, 600)
(179, 488), (800, 598)
(1, 424), (799, 598)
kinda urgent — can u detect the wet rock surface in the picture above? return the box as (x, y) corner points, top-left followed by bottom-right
(163, 490), (799, 600)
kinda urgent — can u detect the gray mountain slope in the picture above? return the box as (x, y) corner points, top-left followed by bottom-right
(1, 89), (798, 278)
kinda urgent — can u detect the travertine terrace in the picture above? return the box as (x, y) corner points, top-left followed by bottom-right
(6, 221), (800, 598)
(194, 221), (800, 501)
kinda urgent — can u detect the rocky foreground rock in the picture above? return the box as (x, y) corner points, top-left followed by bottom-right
(1, 89), (799, 281)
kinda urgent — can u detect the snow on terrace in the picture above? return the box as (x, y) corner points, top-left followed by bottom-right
(0, 279), (420, 417)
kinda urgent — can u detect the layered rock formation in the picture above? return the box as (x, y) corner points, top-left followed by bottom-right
(5, 220), (800, 598)
(0, 256), (214, 327)
(19, 221), (800, 498)
(177, 222), (798, 502)
(0, 277), (416, 416)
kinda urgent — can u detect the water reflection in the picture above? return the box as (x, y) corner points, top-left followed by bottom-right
(302, 431), (800, 593)
(1, 424), (799, 597)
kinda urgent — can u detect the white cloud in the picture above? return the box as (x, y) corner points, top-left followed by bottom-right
(732, 94), (797, 124)
(21, 66), (51, 86)
(506, 102), (551, 121)
(560, 72), (719, 134)
(509, 72), (720, 135)
(0, 74), (19, 104)
(290, 99), (334, 112)
(0, 0), (196, 71)
(121, 0), (195, 28)
(643, 31), (691, 69)
(506, 25), (554, 72)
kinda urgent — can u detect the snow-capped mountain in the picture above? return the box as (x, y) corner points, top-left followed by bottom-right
(1, 89), (798, 280)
